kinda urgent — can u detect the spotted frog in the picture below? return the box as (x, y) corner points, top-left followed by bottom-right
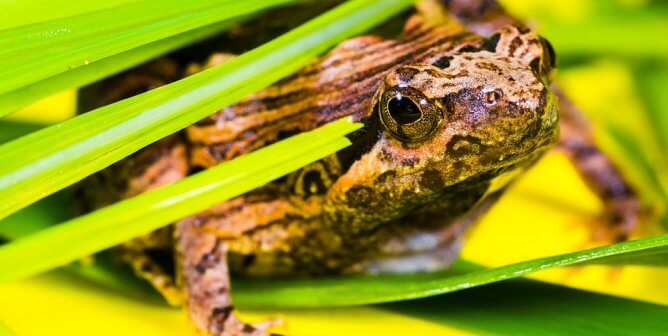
(79, 1), (639, 335)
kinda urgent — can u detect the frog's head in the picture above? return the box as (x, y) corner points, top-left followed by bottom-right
(329, 25), (559, 225)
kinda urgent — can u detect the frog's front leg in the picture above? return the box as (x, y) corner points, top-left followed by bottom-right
(556, 90), (640, 240)
(175, 217), (272, 336)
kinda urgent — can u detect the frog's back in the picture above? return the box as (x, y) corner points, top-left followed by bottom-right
(186, 22), (483, 167)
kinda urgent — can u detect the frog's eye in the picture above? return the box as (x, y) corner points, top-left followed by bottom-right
(379, 87), (441, 142)
(387, 95), (422, 124)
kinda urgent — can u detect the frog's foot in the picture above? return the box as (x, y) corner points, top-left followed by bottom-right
(590, 197), (641, 242)
(175, 217), (280, 336)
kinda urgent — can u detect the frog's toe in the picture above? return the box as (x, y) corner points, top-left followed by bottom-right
(599, 197), (642, 242)
(210, 311), (281, 336)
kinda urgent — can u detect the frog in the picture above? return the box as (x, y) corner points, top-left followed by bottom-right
(78, 1), (639, 335)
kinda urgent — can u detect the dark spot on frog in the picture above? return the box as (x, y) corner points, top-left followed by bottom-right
(276, 128), (301, 141)
(375, 170), (397, 184)
(419, 169), (444, 191)
(346, 186), (375, 207)
(195, 252), (219, 274)
(401, 157), (418, 167)
(377, 148), (393, 162)
(519, 118), (543, 143)
(424, 68), (443, 79)
(140, 262), (153, 273)
(242, 325), (257, 333)
(475, 62), (502, 72)
(484, 33), (501, 52)
(241, 254), (257, 268)
(444, 69), (469, 80)
(432, 56), (452, 69)
(211, 306), (234, 328)
(529, 57), (541, 76)
(338, 113), (381, 172)
(302, 170), (327, 195)
(458, 45), (479, 53)
(540, 36), (557, 69)
(517, 25), (531, 34)
(508, 36), (523, 54)
(396, 67), (419, 82)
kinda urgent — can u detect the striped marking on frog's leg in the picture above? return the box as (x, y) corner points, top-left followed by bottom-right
(175, 217), (279, 336)
(555, 89), (641, 241)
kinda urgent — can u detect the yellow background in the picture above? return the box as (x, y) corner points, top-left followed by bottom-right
(1, 0), (667, 335)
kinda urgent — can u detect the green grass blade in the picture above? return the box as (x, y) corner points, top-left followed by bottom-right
(384, 279), (668, 335)
(0, 0), (143, 30)
(0, 0), (232, 53)
(0, 121), (45, 145)
(0, 0), (302, 99)
(0, 20), (237, 115)
(0, 118), (361, 283)
(584, 245), (668, 266)
(0, 0), (414, 220)
(230, 234), (668, 308)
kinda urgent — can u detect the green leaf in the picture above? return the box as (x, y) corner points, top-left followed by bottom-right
(634, 62), (668, 210)
(0, 0), (414, 220)
(585, 245), (668, 266)
(503, 0), (668, 60)
(0, 121), (45, 145)
(0, 21), (237, 115)
(383, 279), (668, 335)
(0, 0), (303, 100)
(0, 118), (361, 283)
(230, 234), (668, 308)
(0, 0), (143, 30)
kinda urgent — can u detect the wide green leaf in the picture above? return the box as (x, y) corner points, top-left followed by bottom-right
(0, 0), (414, 221)
(0, 0), (302, 101)
(0, 0), (143, 30)
(382, 279), (668, 335)
(230, 235), (668, 308)
(0, 118), (360, 283)
(0, 21), (236, 115)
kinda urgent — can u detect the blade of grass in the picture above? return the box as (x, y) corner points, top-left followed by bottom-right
(230, 234), (668, 308)
(0, 20), (239, 115)
(0, 0), (414, 220)
(0, 0), (236, 53)
(584, 245), (668, 266)
(384, 279), (668, 335)
(0, 0), (303, 99)
(0, 118), (361, 283)
(0, 121), (45, 145)
(0, 0), (143, 30)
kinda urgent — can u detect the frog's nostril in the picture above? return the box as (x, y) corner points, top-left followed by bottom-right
(387, 95), (422, 124)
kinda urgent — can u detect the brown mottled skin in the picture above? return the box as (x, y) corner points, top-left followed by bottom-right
(79, 1), (638, 335)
